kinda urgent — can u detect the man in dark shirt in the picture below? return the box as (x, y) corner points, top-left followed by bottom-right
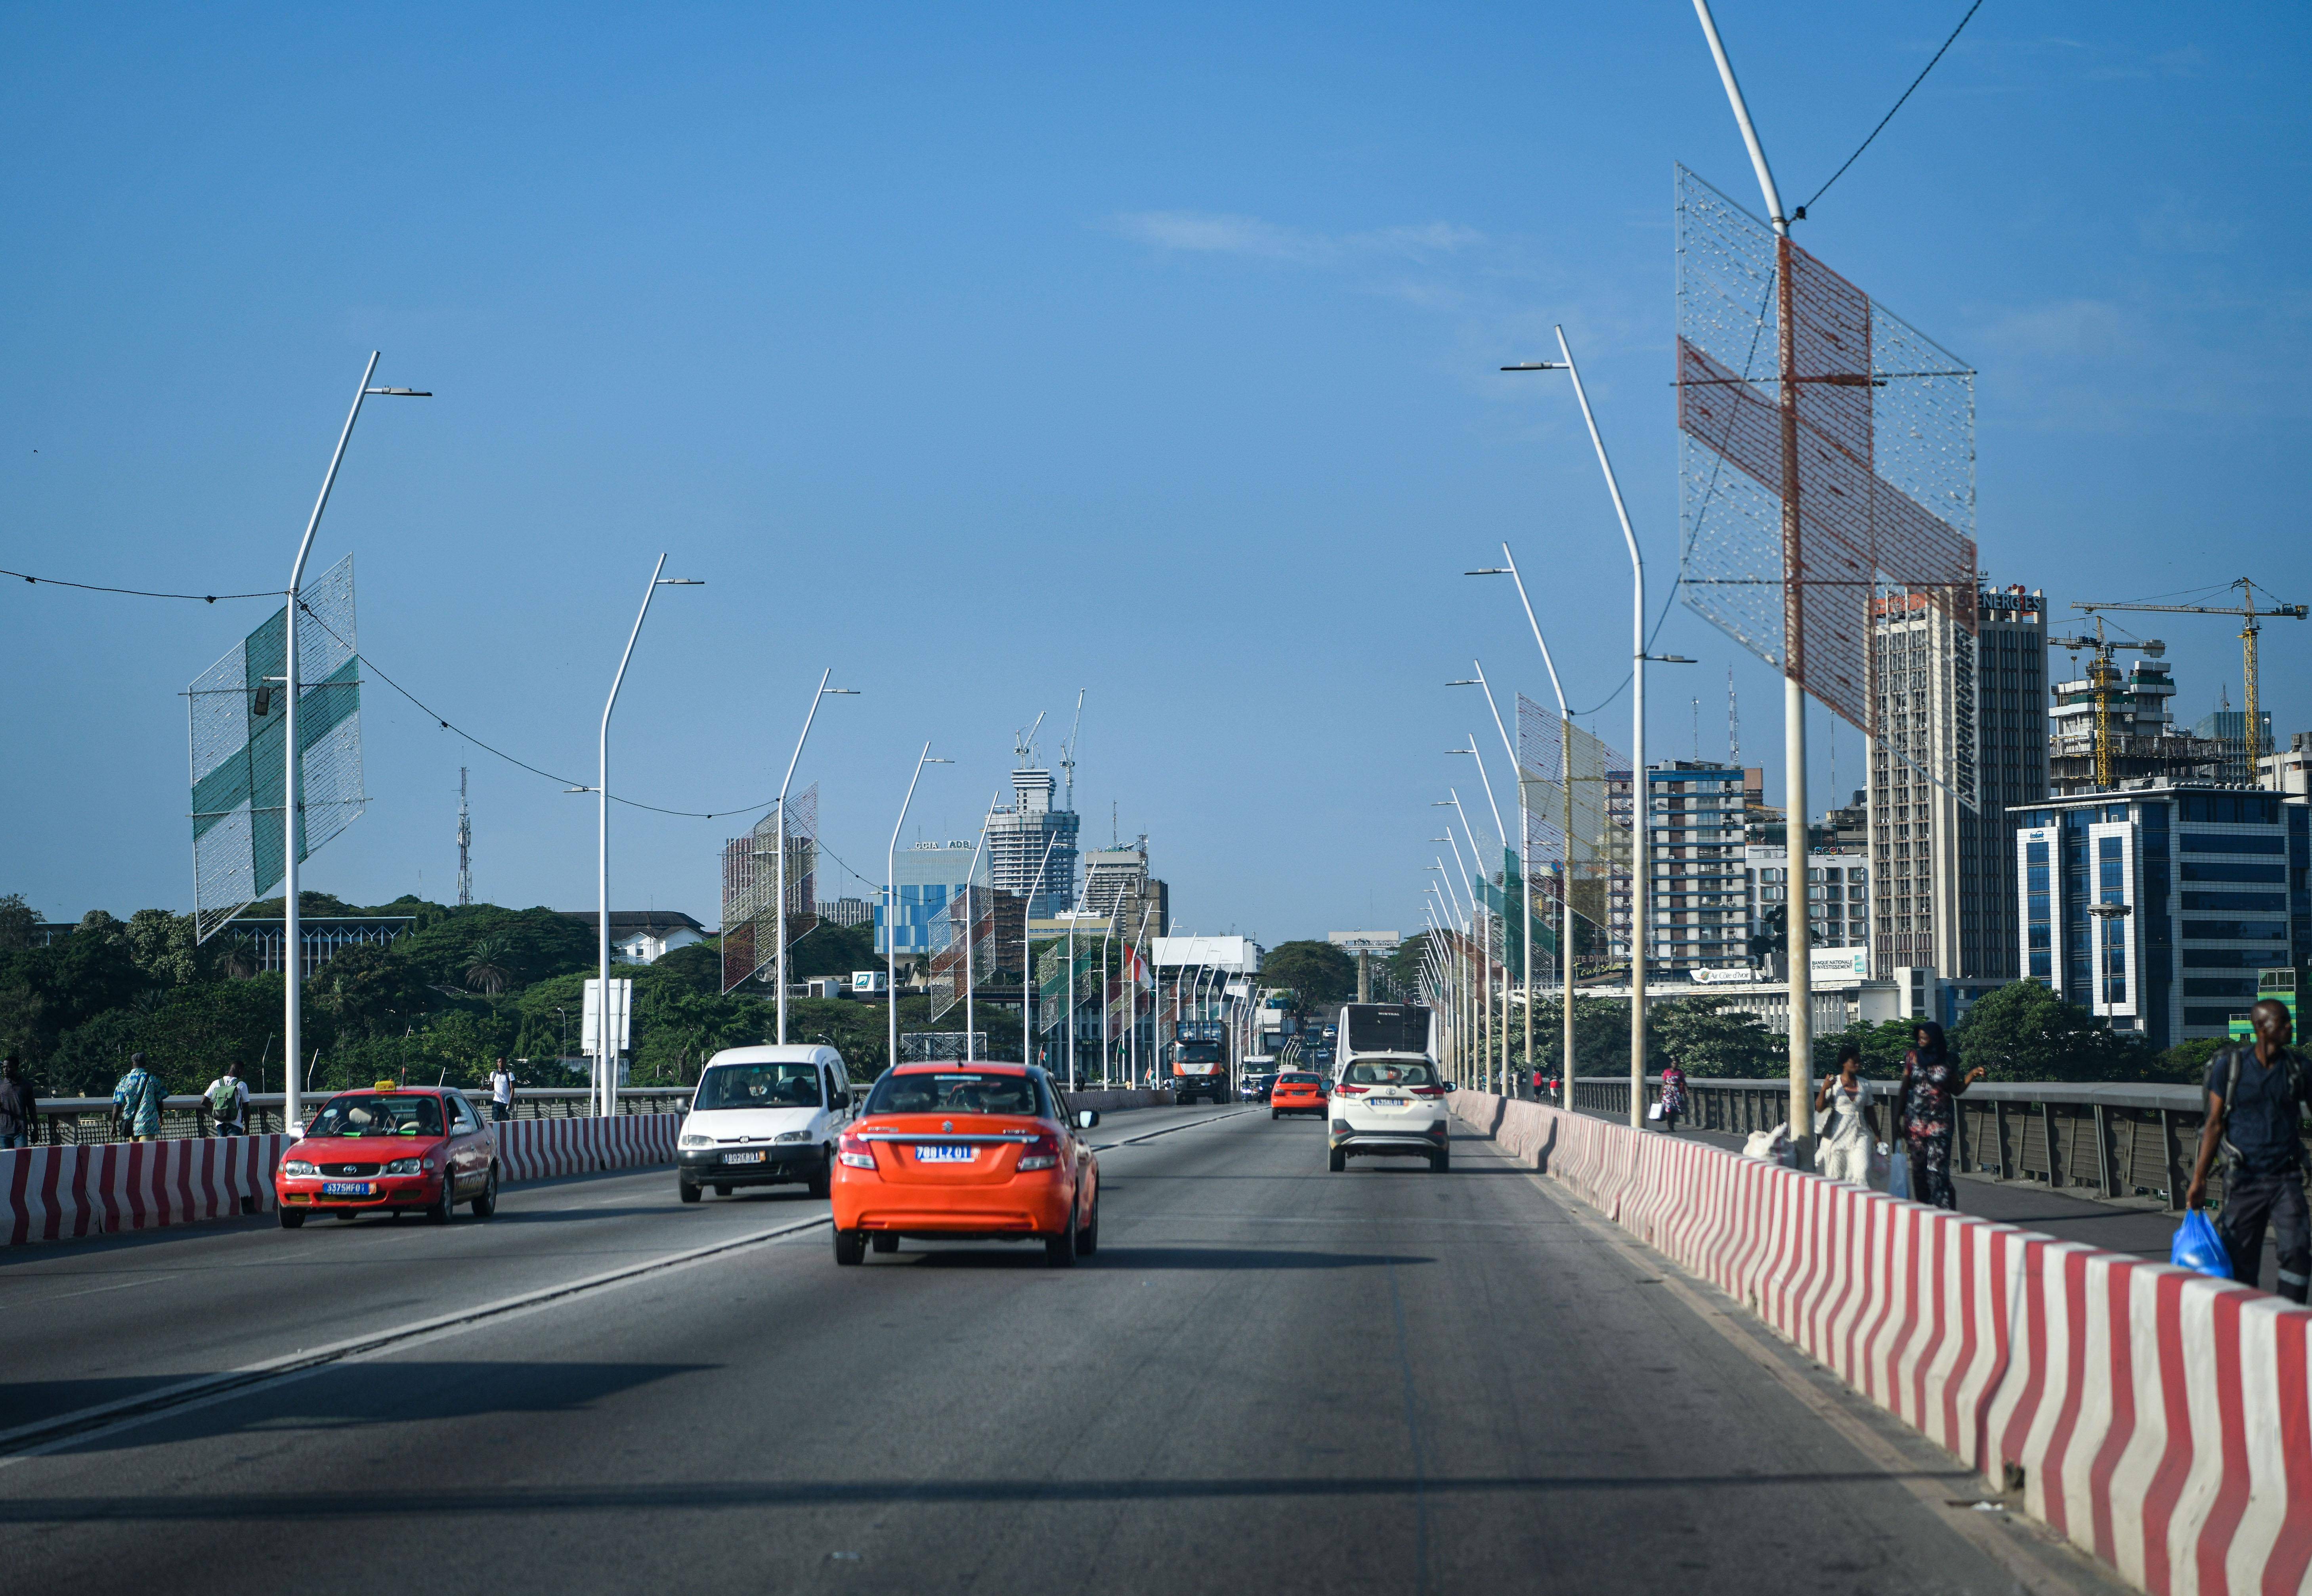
(0, 1055), (38, 1149)
(2187, 999), (2310, 1302)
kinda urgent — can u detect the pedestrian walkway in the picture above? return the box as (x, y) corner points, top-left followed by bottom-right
(1577, 1107), (2285, 1292)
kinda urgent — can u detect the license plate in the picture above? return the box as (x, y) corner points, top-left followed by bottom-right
(1372, 1098), (1408, 1111)
(724, 1151), (765, 1165)
(915, 1145), (975, 1164)
(321, 1181), (373, 1197)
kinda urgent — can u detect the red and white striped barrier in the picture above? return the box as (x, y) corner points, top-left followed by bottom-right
(2, 1114), (683, 1250)
(1452, 1090), (2312, 1596)
(493, 1114), (680, 1183)
(2, 1135), (292, 1246)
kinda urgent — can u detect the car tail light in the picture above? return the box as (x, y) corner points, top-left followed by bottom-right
(1411, 1085), (1444, 1098)
(1017, 1133), (1061, 1172)
(837, 1132), (876, 1170)
(1335, 1083), (1367, 1095)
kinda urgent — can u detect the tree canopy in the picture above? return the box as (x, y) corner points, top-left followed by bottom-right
(1259, 940), (1357, 1008)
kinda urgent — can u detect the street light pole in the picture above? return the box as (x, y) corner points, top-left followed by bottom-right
(774, 672), (858, 1045)
(963, 793), (997, 1063)
(1691, 0), (1815, 1162)
(1452, 750), (1512, 1092)
(1458, 663), (1539, 1100)
(887, 744), (951, 1074)
(592, 556), (703, 1117)
(281, 352), (428, 1133)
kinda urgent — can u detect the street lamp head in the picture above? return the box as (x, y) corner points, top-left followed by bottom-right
(563, 785), (594, 794)
(927, 757), (953, 765)
(655, 578), (705, 587)
(1445, 679), (1480, 687)
(1645, 653), (1699, 665)
(824, 688), (860, 696)
(1499, 362), (1564, 373)
(362, 387), (432, 396)
(1464, 569), (1510, 577)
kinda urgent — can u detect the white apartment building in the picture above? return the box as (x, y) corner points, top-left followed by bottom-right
(1745, 845), (1870, 964)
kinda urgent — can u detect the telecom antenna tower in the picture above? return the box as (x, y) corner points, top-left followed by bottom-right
(456, 767), (472, 907)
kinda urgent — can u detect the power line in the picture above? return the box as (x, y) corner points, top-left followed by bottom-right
(3, 566), (277, 602)
(1793, 0), (1987, 222)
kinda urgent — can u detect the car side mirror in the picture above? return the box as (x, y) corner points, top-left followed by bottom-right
(1078, 1109), (1099, 1130)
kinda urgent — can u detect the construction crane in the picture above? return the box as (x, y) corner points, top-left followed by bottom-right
(2076, 581), (2305, 782)
(2046, 619), (2165, 791)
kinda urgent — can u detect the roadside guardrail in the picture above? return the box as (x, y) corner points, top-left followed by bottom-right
(27, 1086), (696, 1146)
(1557, 1073), (2308, 1212)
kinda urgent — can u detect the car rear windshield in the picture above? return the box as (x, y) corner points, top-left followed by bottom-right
(1277, 1073), (1320, 1086)
(695, 1063), (822, 1111)
(306, 1094), (441, 1138)
(866, 1070), (1045, 1117)
(1343, 1061), (1437, 1088)
(1344, 1006), (1430, 1054)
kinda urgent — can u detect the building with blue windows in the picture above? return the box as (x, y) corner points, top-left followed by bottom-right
(875, 841), (986, 958)
(2010, 784), (2308, 1049)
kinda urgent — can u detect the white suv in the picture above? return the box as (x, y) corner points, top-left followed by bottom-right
(1326, 1057), (1450, 1173)
(677, 1044), (854, 1202)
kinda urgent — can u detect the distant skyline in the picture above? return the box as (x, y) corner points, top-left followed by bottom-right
(2, 4), (2306, 947)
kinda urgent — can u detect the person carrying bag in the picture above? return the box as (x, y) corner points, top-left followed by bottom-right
(2185, 998), (2310, 1302)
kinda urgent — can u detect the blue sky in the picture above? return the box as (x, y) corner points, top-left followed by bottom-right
(2, 3), (2306, 947)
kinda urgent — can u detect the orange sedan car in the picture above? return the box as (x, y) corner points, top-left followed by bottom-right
(1269, 1071), (1327, 1120)
(831, 1063), (1100, 1267)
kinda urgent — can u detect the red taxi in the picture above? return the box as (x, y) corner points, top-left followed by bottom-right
(831, 1063), (1099, 1267)
(1269, 1071), (1327, 1119)
(274, 1083), (500, 1228)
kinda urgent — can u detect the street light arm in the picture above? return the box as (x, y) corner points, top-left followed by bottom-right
(1691, 0), (1791, 233)
(1498, 548), (1570, 717)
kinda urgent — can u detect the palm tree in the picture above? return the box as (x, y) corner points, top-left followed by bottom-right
(463, 938), (514, 997)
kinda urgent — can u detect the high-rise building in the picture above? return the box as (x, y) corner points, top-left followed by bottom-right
(1871, 582), (2048, 983)
(1080, 845), (1147, 917)
(1643, 761), (1748, 976)
(986, 764), (1079, 918)
(2011, 783), (2306, 1048)
(815, 897), (873, 930)
(1746, 844), (1870, 963)
(876, 841), (982, 957)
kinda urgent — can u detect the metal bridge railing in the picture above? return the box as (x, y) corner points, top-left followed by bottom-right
(1561, 1075), (2278, 1214)
(25, 1087), (697, 1147)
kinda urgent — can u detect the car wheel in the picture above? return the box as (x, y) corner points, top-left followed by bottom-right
(833, 1227), (866, 1266)
(427, 1171), (457, 1225)
(807, 1151), (831, 1199)
(278, 1207), (305, 1229)
(1328, 1147), (1346, 1173)
(715, 1184), (732, 1197)
(1078, 1191), (1099, 1257)
(1431, 1151), (1451, 1174)
(678, 1177), (701, 1204)
(1044, 1212), (1078, 1269)
(471, 1164), (499, 1218)
(334, 1210), (359, 1222)
(871, 1233), (898, 1254)
(1271, 1109), (1279, 1120)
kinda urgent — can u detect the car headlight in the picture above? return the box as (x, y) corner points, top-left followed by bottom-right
(383, 1157), (424, 1175)
(775, 1130), (810, 1143)
(282, 1160), (317, 1177)
(680, 1133), (711, 1149)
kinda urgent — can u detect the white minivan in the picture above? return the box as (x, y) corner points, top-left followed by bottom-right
(676, 1044), (855, 1202)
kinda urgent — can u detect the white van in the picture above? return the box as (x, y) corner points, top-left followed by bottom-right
(676, 1044), (854, 1202)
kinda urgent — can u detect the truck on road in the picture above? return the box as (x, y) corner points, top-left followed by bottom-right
(1169, 1020), (1232, 1105)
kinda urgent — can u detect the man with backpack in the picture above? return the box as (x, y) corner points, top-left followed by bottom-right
(2186, 998), (2311, 1303)
(203, 1064), (249, 1136)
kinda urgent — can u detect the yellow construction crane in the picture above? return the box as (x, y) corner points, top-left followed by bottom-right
(2076, 581), (2306, 784)
(2047, 618), (2164, 790)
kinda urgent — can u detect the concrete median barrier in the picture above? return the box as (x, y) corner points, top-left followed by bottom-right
(1452, 1088), (2312, 1596)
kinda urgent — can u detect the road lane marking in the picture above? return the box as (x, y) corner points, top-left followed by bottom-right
(2, 1275), (172, 1310)
(0, 1213), (831, 1462)
(1091, 1108), (1257, 1152)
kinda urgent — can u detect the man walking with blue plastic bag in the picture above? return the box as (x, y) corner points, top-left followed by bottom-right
(2185, 998), (2310, 1302)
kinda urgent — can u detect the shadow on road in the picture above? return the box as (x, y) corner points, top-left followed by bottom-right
(888, 1247), (1435, 1271)
(0, 1466), (1977, 1523)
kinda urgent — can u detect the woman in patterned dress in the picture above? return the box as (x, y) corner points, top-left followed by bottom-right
(1899, 1021), (1985, 1210)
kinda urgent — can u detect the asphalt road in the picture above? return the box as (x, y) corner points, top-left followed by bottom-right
(1, 1102), (2126, 1594)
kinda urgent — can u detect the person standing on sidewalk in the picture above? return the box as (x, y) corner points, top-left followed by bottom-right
(203, 1063), (249, 1136)
(1899, 1022), (1983, 1211)
(1656, 1061), (1687, 1134)
(2186, 998), (2310, 1304)
(1814, 1042), (1874, 1185)
(113, 1053), (165, 1141)
(487, 1058), (516, 1124)
(0, 1056), (39, 1149)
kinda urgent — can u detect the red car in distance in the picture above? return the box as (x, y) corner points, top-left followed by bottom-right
(274, 1084), (500, 1227)
(831, 1062), (1099, 1267)
(1269, 1071), (1327, 1119)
